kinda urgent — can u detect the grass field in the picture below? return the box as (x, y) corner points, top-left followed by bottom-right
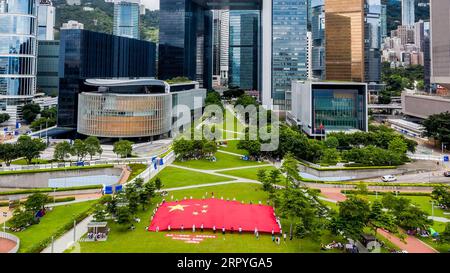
(173, 152), (265, 170)
(217, 166), (277, 180)
(365, 195), (450, 219)
(74, 183), (342, 253)
(127, 164), (147, 181)
(11, 158), (54, 165)
(11, 200), (96, 253)
(151, 166), (234, 188)
(218, 140), (248, 155)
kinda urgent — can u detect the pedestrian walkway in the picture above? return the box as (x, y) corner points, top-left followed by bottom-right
(41, 215), (93, 253)
(429, 216), (450, 223)
(313, 185), (439, 253)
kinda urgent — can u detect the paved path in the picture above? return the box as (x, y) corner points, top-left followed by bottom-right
(313, 185), (439, 253)
(41, 215), (94, 253)
(169, 164), (261, 183)
(429, 216), (450, 223)
(217, 150), (245, 157)
(0, 238), (16, 253)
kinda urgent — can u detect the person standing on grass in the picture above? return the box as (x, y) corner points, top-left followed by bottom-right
(222, 227), (225, 235)
(283, 232), (287, 242)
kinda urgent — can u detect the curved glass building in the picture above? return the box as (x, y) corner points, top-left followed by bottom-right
(0, 0), (37, 120)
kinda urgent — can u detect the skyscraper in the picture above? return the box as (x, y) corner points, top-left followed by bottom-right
(0, 0), (38, 123)
(271, 0), (308, 110)
(212, 10), (229, 82)
(311, 0), (325, 80)
(430, 0), (450, 89)
(364, 0), (382, 83)
(37, 0), (55, 40)
(229, 10), (260, 90)
(325, 0), (365, 82)
(401, 0), (415, 26)
(113, 0), (140, 39)
(380, 3), (387, 38)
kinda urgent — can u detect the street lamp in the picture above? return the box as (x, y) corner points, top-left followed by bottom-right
(2, 211), (7, 232)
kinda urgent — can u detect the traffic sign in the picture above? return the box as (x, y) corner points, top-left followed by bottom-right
(444, 155), (449, 162)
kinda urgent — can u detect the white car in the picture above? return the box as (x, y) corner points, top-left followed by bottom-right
(381, 175), (397, 182)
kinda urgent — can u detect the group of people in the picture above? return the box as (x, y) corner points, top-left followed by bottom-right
(86, 232), (107, 241)
(321, 241), (344, 250)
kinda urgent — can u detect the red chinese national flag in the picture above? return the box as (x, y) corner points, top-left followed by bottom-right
(148, 198), (281, 233)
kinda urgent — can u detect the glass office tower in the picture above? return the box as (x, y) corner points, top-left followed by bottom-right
(311, 0), (325, 80)
(0, 0), (37, 116)
(272, 0), (308, 110)
(113, 0), (140, 39)
(364, 0), (381, 83)
(229, 10), (260, 90)
(58, 29), (156, 128)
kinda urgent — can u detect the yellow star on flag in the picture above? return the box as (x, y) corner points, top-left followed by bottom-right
(168, 204), (189, 212)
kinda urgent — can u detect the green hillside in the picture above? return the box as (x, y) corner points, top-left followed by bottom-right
(53, 0), (159, 42)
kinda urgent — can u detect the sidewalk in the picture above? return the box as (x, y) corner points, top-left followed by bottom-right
(41, 215), (93, 253)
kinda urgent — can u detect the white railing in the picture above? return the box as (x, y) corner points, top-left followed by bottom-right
(125, 151), (175, 187)
(0, 231), (20, 253)
(408, 153), (443, 161)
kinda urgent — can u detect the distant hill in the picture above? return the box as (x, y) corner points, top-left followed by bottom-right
(387, 0), (429, 32)
(53, 0), (159, 42)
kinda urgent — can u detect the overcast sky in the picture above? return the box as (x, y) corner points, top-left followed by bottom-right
(142, 0), (159, 10)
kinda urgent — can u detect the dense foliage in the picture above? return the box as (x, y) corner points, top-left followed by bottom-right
(423, 111), (450, 144)
(173, 138), (217, 161)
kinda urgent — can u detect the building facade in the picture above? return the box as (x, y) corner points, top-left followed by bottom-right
(364, 0), (382, 83)
(57, 29), (156, 129)
(325, 0), (365, 82)
(229, 10), (260, 91)
(61, 20), (84, 29)
(77, 79), (206, 138)
(159, 0), (309, 110)
(401, 0), (415, 26)
(311, 0), (325, 80)
(36, 40), (59, 96)
(113, 0), (140, 39)
(212, 9), (230, 83)
(288, 81), (368, 136)
(37, 0), (55, 40)
(430, 0), (450, 89)
(0, 0), (38, 124)
(402, 93), (450, 120)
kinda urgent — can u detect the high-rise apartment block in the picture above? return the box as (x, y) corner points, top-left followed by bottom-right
(37, 0), (55, 40)
(113, 0), (140, 39)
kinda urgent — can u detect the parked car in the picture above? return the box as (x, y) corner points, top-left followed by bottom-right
(381, 175), (397, 182)
(444, 171), (450, 177)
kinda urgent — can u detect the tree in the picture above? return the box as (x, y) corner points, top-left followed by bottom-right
(423, 111), (450, 144)
(40, 107), (57, 119)
(9, 207), (35, 229)
(440, 223), (450, 243)
(141, 181), (156, 209)
(84, 136), (103, 160)
(396, 206), (432, 231)
(154, 177), (163, 191)
(431, 186), (450, 208)
(237, 140), (261, 157)
(0, 143), (19, 166)
(16, 135), (46, 164)
(125, 186), (140, 215)
(355, 183), (369, 195)
(324, 136), (339, 149)
(388, 137), (408, 155)
(202, 140), (217, 157)
(53, 141), (73, 161)
(92, 204), (108, 222)
(320, 148), (341, 165)
(281, 152), (299, 188)
(276, 187), (327, 240)
(116, 206), (132, 227)
(332, 196), (371, 240)
(369, 201), (397, 234)
(22, 103), (41, 123)
(173, 138), (193, 160)
(113, 140), (134, 158)
(256, 169), (272, 192)
(269, 169), (281, 185)
(71, 139), (88, 161)
(0, 113), (10, 124)
(234, 94), (258, 108)
(24, 193), (48, 212)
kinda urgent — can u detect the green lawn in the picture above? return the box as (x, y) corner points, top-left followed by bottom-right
(11, 200), (96, 253)
(217, 166), (277, 180)
(218, 140), (248, 155)
(365, 195), (450, 219)
(319, 198), (339, 212)
(11, 158), (54, 165)
(151, 166), (234, 188)
(74, 183), (342, 253)
(127, 163), (148, 182)
(173, 152), (265, 170)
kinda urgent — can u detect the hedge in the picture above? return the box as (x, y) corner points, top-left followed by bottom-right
(25, 202), (97, 253)
(341, 190), (432, 197)
(0, 164), (114, 176)
(299, 178), (449, 188)
(0, 196), (77, 207)
(0, 184), (103, 196)
(297, 160), (397, 171)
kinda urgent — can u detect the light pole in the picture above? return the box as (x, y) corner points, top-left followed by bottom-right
(2, 211), (7, 232)
(431, 200), (434, 218)
(73, 219), (76, 243)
